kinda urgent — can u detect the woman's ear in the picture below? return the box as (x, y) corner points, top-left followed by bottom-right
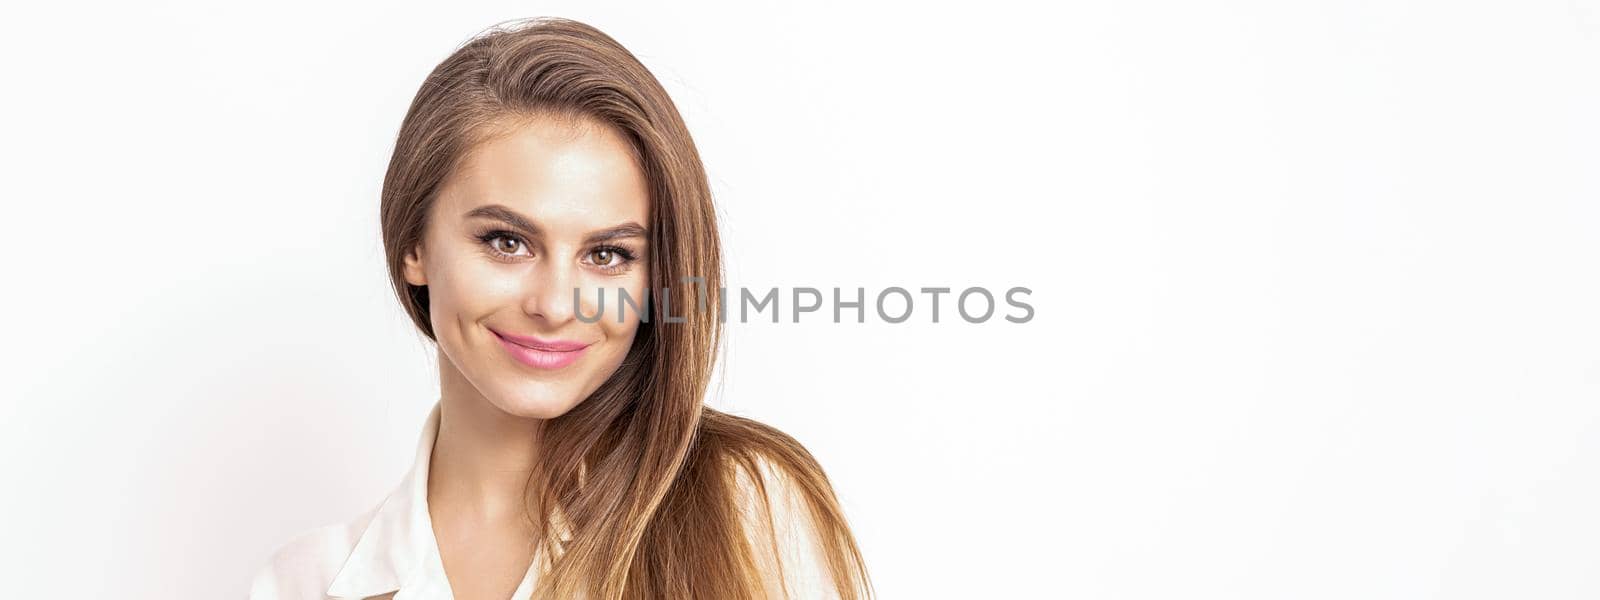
(402, 244), (428, 286)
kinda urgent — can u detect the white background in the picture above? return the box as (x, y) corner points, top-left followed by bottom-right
(1, 1), (1597, 598)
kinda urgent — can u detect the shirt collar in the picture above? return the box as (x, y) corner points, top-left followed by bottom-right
(325, 400), (452, 599)
(324, 400), (572, 600)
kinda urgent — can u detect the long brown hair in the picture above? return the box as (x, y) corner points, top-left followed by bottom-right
(379, 17), (872, 600)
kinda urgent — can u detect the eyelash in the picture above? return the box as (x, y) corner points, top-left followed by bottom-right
(474, 229), (639, 273)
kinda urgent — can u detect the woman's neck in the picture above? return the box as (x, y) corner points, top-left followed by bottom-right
(429, 355), (542, 526)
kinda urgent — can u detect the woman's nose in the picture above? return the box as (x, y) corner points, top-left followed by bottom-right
(523, 260), (578, 325)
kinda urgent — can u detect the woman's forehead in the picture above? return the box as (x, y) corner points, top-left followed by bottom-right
(439, 117), (650, 233)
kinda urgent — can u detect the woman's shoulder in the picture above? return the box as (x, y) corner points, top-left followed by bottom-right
(696, 407), (831, 512)
(248, 505), (380, 600)
(698, 409), (858, 599)
(729, 450), (828, 574)
(697, 410), (824, 513)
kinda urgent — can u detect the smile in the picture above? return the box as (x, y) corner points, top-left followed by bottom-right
(490, 329), (592, 370)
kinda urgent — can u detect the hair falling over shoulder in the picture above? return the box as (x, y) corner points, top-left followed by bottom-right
(379, 17), (873, 600)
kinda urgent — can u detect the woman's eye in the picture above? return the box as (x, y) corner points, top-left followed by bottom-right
(492, 236), (525, 255)
(478, 231), (530, 258)
(591, 249), (619, 266)
(587, 247), (637, 271)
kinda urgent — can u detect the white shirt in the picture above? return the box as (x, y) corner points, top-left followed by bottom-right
(248, 400), (841, 599)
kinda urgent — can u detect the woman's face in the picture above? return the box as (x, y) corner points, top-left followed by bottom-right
(403, 115), (651, 420)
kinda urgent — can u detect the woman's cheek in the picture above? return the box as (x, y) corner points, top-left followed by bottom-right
(615, 275), (649, 333)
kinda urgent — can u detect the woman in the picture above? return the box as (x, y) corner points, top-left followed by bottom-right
(250, 17), (873, 600)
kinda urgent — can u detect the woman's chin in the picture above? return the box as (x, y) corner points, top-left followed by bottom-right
(488, 388), (582, 420)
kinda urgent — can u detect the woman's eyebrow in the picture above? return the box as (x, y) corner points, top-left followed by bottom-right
(585, 222), (648, 244)
(463, 204), (648, 243)
(464, 205), (539, 234)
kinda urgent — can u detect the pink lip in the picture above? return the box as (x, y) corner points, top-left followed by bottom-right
(490, 329), (592, 370)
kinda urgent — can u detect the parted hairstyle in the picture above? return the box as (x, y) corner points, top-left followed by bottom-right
(378, 16), (872, 600)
